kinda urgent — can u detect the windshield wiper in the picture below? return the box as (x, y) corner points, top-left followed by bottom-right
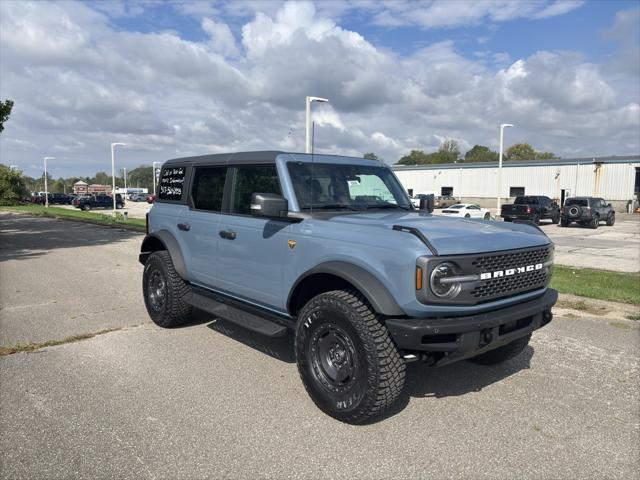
(303, 204), (359, 211)
(363, 204), (412, 210)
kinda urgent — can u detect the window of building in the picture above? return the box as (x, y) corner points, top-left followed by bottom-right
(441, 186), (453, 196)
(231, 165), (281, 215)
(510, 187), (525, 197)
(191, 166), (227, 211)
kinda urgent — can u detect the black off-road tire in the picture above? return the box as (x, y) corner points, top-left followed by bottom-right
(143, 250), (193, 328)
(560, 218), (570, 227)
(590, 215), (599, 229)
(552, 213), (560, 224)
(295, 290), (405, 424)
(532, 214), (540, 225)
(468, 334), (531, 365)
(606, 212), (615, 226)
(82, 204), (91, 211)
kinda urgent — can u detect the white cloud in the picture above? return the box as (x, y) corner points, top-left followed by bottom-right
(0, 0), (637, 179)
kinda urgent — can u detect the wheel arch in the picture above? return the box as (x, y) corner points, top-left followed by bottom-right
(287, 262), (405, 317)
(139, 230), (188, 279)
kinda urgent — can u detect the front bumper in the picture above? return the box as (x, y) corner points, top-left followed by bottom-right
(385, 289), (557, 366)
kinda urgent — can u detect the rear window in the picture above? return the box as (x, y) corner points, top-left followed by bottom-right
(565, 198), (588, 207)
(514, 196), (539, 204)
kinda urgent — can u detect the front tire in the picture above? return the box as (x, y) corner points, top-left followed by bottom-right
(468, 334), (531, 365)
(143, 251), (193, 328)
(295, 290), (405, 424)
(552, 213), (560, 224)
(464, 213), (471, 218)
(483, 213), (491, 220)
(606, 212), (615, 226)
(590, 215), (599, 229)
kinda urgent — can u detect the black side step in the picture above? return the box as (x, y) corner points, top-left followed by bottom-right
(185, 288), (290, 337)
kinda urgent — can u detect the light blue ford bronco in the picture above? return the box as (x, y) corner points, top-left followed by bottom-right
(140, 151), (557, 423)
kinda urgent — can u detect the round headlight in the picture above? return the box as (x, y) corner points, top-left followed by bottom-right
(429, 262), (462, 299)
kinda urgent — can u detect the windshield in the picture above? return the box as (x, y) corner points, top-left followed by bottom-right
(565, 198), (588, 206)
(288, 162), (412, 211)
(514, 196), (539, 204)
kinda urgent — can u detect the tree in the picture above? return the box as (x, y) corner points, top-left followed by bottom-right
(0, 100), (14, 133)
(464, 145), (499, 163)
(127, 164), (154, 191)
(363, 152), (379, 160)
(0, 164), (27, 205)
(434, 140), (460, 164)
(536, 151), (558, 160)
(396, 150), (431, 165)
(92, 171), (110, 185)
(505, 143), (536, 161)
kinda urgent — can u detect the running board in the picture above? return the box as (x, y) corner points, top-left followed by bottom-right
(185, 289), (289, 337)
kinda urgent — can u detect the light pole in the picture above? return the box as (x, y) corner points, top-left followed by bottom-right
(152, 161), (162, 195)
(123, 167), (127, 193)
(111, 143), (126, 212)
(305, 96), (329, 153)
(496, 123), (513, 216)
(43, 156), (54, 207)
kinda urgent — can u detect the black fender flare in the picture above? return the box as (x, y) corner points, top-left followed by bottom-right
(139, 230), (188, 280)
(288, 261), (405, 317)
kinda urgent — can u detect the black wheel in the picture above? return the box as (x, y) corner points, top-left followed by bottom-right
(606, 212), (615, 226)
(468, 334), (531, 365)
(483, 212), (490, 220)
(532, 214), (540, 225)
(295, 290), (405, 424)
(590, 215), (599, 229)
(560, 219), (569, 227)
(503, 218), (512, 222)
(82, 204), (91, 211)
(116, 202), (124, 209)
(464, 213), (471, 218)
(143, 250), (193, 328)
(552, 213), (560, 224)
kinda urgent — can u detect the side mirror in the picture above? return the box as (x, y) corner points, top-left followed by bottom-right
(607, 203), (612, 208)
(419, 194), (434, 213)
(250, 193), (288, 218)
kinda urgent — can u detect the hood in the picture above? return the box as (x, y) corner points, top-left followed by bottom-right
(325, 211), (551, 255)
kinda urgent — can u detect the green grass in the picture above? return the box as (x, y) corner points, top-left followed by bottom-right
(0, 328), (121, 356)
(1, 204), (145, 231)
(551, 266), (640, 305)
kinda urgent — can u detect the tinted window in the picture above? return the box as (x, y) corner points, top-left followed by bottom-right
(231, 165), (281, 215)
(159, 166), (186, 201)
(192, 166), (227, 211)
(565, 198), (588, 207)
(514, 196), (539, 204)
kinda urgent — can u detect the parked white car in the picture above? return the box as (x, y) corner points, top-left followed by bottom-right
(441, 204), (492, 220)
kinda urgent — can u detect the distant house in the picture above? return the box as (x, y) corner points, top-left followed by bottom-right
(73, 181), (88, 195)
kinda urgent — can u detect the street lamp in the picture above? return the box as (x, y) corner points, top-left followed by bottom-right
(43, 156), (55, 208)
(111, 143), (126, 212)
(496, 123), (514, 216)
(152, 161), (162, 195)
(305, 96), (329, 153)
(123, 167), (127, 193)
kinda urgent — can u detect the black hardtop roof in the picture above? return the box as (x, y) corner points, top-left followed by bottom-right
(162, 150), (383, 167)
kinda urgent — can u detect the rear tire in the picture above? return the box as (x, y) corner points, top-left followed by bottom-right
(295, 290), (405, 424)
(552, 213), (560, 224)
(560, 219), (569, 227)
(532, 214), (540, 225)
(606, 212), (615, 226)
(82, 204), (91, 211)
(483, 213), (490, 220)
(464, 213), (471, 218)
(468, 334), (531, 365)
(143, 250), (193, 328)
(590, 215), (599, 229)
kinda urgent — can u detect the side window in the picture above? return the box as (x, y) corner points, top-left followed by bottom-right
(191, 166), (227, 212)
(159, 166), (186, 201)
(231, 165), (281, 215)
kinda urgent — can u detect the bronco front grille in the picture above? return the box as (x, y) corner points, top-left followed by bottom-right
(471, 246), (551, 271)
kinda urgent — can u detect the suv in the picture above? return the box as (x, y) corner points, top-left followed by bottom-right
(434, 194), (457, 208)
(140, 151), (557, 423)
(73, 194), (124, 210)
(561, 197), (615, 229)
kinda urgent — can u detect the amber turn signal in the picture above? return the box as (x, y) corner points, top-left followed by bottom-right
(415, 266), (423, 290)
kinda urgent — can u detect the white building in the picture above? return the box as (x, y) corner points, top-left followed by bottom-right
(393, 156), (640, 212)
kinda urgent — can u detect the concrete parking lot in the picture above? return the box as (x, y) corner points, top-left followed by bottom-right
(1, 212), (638, 479)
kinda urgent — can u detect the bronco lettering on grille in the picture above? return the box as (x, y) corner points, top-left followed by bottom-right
(479, 263), (543, 280)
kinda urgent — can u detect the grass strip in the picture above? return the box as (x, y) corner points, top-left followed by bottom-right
(551, 266), (640, 305)
(1, 204), (146, 231)
(0, 328), (121, 357)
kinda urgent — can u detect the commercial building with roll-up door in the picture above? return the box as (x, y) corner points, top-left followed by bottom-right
(393, 155), (640, 212)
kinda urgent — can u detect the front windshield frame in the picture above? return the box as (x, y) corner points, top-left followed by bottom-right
(287, 161), (413, 212)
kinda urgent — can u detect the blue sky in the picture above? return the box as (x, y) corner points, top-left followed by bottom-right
(0, 0), (638, 178)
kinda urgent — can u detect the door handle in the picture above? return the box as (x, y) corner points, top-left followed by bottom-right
(177, 223), (191, 231)
(219, 229), (236, 240)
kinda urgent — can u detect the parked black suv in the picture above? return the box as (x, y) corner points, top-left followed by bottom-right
(73, 194), (124, 210)
(560, 197), (615, 229)
(501, 196), (560, 225)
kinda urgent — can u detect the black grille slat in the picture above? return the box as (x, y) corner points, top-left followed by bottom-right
(470, 247), (551, 300)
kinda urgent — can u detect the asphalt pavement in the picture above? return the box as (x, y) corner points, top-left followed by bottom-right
(1, 212), (639, 479)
